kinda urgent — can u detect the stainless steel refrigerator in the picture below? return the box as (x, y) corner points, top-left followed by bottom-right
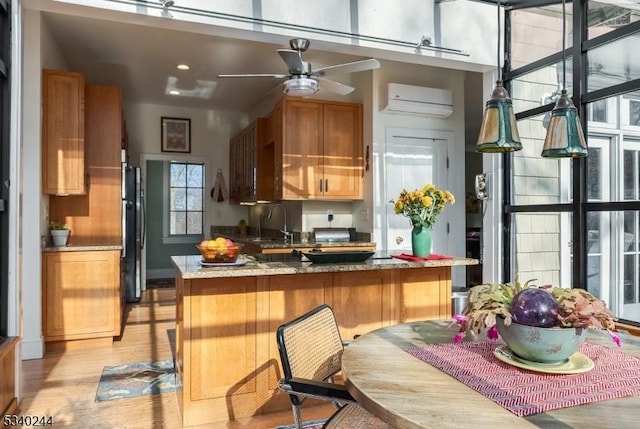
(122, 163), (145, 303)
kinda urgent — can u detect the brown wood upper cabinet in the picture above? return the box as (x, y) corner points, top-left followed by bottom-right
(272, 97), (363, 200)
(42, 70), (86, 195)
(229, 118), (267, 203)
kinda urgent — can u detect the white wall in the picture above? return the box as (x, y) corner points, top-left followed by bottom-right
(372, 62), (466, 234)
(124, 102), (248, 227)
(370, 61), (467, 284)
(21, 9), (71, 360)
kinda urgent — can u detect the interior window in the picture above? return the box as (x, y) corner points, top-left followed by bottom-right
(168, 161), (204, 236)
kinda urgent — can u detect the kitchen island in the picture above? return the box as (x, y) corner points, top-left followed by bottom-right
(171, 253), (478, 427)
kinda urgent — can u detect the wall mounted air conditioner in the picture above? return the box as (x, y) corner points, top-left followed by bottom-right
(381, 83), (454, 118)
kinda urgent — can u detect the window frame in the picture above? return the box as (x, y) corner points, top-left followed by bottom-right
(502, 0), (640, 325)
(163, 159), (206, 245)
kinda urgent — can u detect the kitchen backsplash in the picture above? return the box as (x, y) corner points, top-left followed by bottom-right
(210, 225), (371, 243)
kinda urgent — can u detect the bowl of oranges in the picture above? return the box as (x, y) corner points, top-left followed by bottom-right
(197, 237), (243, 263)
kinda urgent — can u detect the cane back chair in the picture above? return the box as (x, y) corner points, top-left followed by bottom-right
(276, 304), (391, 429)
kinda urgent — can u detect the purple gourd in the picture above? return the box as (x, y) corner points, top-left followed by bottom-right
(509, 288), (559, 328)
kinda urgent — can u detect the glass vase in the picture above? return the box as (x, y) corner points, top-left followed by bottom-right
(411, 225), (431, 257)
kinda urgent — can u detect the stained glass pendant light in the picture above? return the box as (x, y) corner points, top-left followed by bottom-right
(476, 0), (522, 153)
(541, 0), (587, 158)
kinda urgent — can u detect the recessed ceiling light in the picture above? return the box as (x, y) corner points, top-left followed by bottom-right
(176, 64), (190, 71)
(169, 90), (180, 95)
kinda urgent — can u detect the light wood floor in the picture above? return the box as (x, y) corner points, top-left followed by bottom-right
(19, 288), (334, 428)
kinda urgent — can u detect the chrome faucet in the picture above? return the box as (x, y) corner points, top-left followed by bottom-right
(268, 203), (291, 243)
(256, 213), (262, 239)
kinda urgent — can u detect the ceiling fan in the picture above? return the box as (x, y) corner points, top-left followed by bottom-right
(217, 38), (380, 97)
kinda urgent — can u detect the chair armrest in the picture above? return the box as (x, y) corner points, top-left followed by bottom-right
(279, 377), (355, 403)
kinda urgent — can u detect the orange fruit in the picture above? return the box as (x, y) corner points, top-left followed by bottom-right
(214, 237), (227, 253)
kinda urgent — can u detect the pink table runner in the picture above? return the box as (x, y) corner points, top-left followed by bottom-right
(405, 342), (640, 417)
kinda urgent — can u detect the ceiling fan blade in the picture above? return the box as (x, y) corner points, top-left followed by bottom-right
(312, 58), (380, 77)
(277, 49), (306, 74)
(317, 77), (355, 95)
(217, 73), (288, 79)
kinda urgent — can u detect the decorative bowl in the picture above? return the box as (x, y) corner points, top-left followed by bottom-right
(496, 317), (587, 363)
(196, 243), (243, 263)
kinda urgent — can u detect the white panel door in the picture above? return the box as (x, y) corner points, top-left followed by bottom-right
(383, 127), (449, 254)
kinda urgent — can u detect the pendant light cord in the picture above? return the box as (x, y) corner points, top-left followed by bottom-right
(497, 0), (502, 82)
(562, 0), (566, 91)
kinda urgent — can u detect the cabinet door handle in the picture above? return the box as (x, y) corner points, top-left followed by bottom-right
(325, 179), (328, 193)
(319, 179), (323, 192)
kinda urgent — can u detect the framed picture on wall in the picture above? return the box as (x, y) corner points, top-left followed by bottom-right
(161, 117), (191, 153)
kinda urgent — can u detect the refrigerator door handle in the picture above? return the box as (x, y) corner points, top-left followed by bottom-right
(141, 189), (146, 249)
(121, 200), (127, 258)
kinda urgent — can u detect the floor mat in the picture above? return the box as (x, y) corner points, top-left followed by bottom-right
(95, 358), (178, 402)
(273, 419), (326, 429)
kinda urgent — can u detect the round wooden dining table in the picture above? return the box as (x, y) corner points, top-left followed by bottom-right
(341, 320), (640, 429)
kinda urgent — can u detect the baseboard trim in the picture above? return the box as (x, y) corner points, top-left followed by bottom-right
(147, 268), (176, 280)
(21, 337), (44, 360)
(45, 337), (113, 353)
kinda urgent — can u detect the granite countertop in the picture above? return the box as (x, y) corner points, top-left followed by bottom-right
(171, 253), (479, 279)
(42, 244), (122, 252)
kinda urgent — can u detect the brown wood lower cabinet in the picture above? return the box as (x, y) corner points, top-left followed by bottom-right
(0, 337), (19, 416)
(42, 250), (121, 347)
(175, 266), (451, 426)
(397, 267), (452, 322)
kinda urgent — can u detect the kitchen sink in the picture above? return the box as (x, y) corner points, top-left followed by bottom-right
(250, 238), (279, 242)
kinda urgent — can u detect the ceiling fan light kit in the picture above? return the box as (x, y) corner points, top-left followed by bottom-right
(283, 77), (318, 97)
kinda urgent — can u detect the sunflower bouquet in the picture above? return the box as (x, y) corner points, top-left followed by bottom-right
(389, 184), (455, 229)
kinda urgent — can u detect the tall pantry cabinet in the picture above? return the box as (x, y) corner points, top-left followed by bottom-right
(42, 73), (124, 349)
